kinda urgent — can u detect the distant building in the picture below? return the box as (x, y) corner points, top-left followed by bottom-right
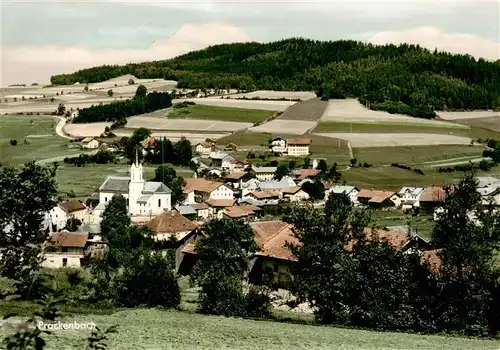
(270, 137), (287, 153)
(419, 186), (447, 213)
(358, 189), (400, 208)
(293, 169), (322, 182)
(81, 137), (99, 149)
(282, 186), (310, 202)
(195, 141), (217, 157)
(42, 231), (88, 268)
(45, 199), (88, 231)
(326, 185), (360, 204)
(287, 138), (311, 156)
(183, 178), (234, 202)
(253, 166), (277, 181)
(398, 187), (425, 210)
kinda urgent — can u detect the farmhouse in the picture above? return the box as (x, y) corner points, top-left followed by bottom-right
(398, 187), (425, 210)
(293, 169), (322, 182)
(358, 189), (400, 208)
(223, 205), (260, 220)
(94, 156), (172, 217)
(270, 137), (287, 153)
(195, 141), (217, 157)
(183, 178), (234, 202)
(81, 137), (99, 149)
(224, 143), (238, 151)
(281, 186), (309, 202)
(140, 135), (158, 151)
(42, 231), (89, 268)
(191, 202), (211, 220)
(419, 186), (447, 213)
(144, 211), (198, 241)
(326, 185), (360, 204)
(247, 190), (281, 205)
(45, 199), (87, 231)
(253, 166), (277, 181)
(205, 198), (237, 219)
(287, 138), (311, 156)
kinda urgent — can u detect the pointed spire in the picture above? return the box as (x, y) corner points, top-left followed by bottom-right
(135, 147), (139, 166)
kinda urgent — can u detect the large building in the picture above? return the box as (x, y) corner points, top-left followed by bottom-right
(94, 154), (172, 217)
(287, 138), (311, 156)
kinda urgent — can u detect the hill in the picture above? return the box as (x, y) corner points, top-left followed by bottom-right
(50, 38), (500, 118)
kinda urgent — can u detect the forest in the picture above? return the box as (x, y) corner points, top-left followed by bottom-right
(74, 89), (172, 123)
(51, 39), (500, 119)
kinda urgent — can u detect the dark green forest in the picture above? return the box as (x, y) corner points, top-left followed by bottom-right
(52, 38), (500, 119)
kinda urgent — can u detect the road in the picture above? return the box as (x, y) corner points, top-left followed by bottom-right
(54, 116), (73, 139)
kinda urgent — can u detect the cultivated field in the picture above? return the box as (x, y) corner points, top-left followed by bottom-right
(223, 90), (316, 100)
(115, 130), (231, 144)
(314, 121), (469, 134)
(168, 104), (275, 123)
(63, 122), (112, 137)
(0, 115), (86, 165)
(1, 309), (495, 350)
(180, 98), (295, 111)
(322, 99), (458, 126)
(250, 120), (317, 134)
(126, 117), (253, 132)
(450, 116), (500, 133)
(278, 97), (328, 121)
(437, 110), (500, 120)
(316, 132), (472, 147)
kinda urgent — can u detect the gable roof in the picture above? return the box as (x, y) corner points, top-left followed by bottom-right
(197, 141), (215, 148)
(58, 199), (86, 213)
(142, 181), (172, 194)
(99, 176), (130, 193)
(184, 178), (225, 194)
(294, 169), (321, 180)
(287, 138), (312, 146)
(281, 186), (303, 195)
(223, 205), (259, 219)
(253, 166), (277, 173)
(145, 211), (197, 235)
(250, 221), (298, 261)
(249, 190), (281, 199)
(141, 136), (157, 149)
(329, 185), (358, 194)
(191, 202), (210, 210)
(204, 199), (236, 208)
(225, 172), (246, 181)
(46, 231), (88, 248)
(175, 205), (197, 216)
(420, 186), (447, 203)
(358, 189), (395, 201)
(398, 187), (425, 196)
(82, 137), (96, 143)
(345, 228), (410, 251)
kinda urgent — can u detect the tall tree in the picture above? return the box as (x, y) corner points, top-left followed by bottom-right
(274, 164), (289, 180)
(0, 162), (58, 298)
(173, 138), (192, 166)
(153, 165), (186, 205)
(135, 84), (148, 99)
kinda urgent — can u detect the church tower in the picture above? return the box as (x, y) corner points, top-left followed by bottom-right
(128, 149), (144, 215)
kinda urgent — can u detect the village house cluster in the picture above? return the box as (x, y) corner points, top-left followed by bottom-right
(41, 138), (500, 285)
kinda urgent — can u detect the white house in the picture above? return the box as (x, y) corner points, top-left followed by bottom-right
(282, 186), (310, 202)
(327, 185), (360, 204)
(270, 137), (287, 153)
(286, 138), (311, 156)
(42, 231), (88, 268)
(221, 155), (237, 172)
(81, 137), (99, 149)
(398, 187), (425, 210)
(195, 141), (216, 157)
(240, 178), (261, 197)
(45, 199), (88, 231)
(253, 166), (277, 181)
(94, 155), (172, 217)
(183, 178), (234, 202)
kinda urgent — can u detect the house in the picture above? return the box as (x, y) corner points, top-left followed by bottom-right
(281, 187), (310, 202)
(183, 178), (234, 202)
(221, 155), (238, 172)
(224, 143), (238, 151)
(205, 198), (236, 219)
(247, 190), (281, 205)
(42, 231), (89, 268)
(140, 135), (158, 151)
(286, 138), (311, 156)
(210, 151), (232, 168)
(326, 185), (360, 204)
(270, 137), (287, 153)
(94, 154), (172, 217)
(224, 171), (248, 189)
(293, 169), (322, 182)
(253, 166), (277, 181)
(476, 176), (500, 206)
(81, 137), (99, 149)
(398, 187), (425, 210)
(240, 178), (261, 197)
(59, 199), (87, 222)
(174, 205), (198, 220)
(191, 202), (210, 220)
(45, 199), (88, 231)
(182, 188), (196, 205)
(358, 189), (400, 208)
(248, 221), (299, 288)
(223, 204), (260, 220)
(259, 176), (296, 190)
(144, 211), (198, 241)
(419, 186), (447, 213)
(195, 141), (217, 157)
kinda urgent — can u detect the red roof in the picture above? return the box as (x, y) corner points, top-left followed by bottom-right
(345, 228), (410, 251)
(46, 231), (88, 248)
(420, 186), (447, 203)
(287, 138), (312, 146)
(204, 199), (236, 208)
(58, 199), (86, 213)
(145, 212), (197, 234)
(294, 169), (321, 180)
(250, 221), (298, 261)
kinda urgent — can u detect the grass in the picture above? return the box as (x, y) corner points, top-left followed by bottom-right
(367, 210), (435, 239)
(352, 145), (485, 166)
(169, 105), (274, 123)
(314, 121), (469, 134)
(55, 161), (193, 199)
(0, 115), (85, 166)
(1, 307), (497, 349)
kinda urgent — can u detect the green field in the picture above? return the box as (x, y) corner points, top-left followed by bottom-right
(0, 115), (85, 165)
(0, 307), (496, 350)
(368, 210), (435, 239)
(55, 162), (193, 199)
(169, 105), (274, 123)
(314, 121), (469, 134)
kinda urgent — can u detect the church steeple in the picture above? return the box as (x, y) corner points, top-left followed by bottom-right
(130, 148), (143, 182)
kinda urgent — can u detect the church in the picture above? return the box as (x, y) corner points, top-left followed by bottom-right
(94, 154), (172, 218)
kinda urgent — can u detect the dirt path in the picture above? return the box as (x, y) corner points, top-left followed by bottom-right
(36, 151), (98, 164)
(347, 141), (353, 159)
(54, 116), (73, 139)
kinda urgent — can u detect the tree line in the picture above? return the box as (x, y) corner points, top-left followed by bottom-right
(51, 39), (500, 119)
(74, 85), (172, 123)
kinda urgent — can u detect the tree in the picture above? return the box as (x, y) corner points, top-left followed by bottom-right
(128, 78), (135, 85)
(84, 85), (89, 92)
(0, 162), (58, 298)
(135, 84), (148, 99)
(9, 139), (17, 146)
(432, 172), (500, 335)
(130, 127), (151, 145)
(57, 103), (66, 116)
(350, 158), (357, 167)
(317, 159), (328, 173)
(192, 219), (268, 317)
(301, 181), (325, 201)
(173, 138), (192, 166)
(153, 165), (186, 205)
(107, 89), (114, 97)
(100, 194), (130, 245)
(288, 160), (296, 170)
(274, 164), (289, 180)
(65, 217), (82, 232)
(302, 156), (311, 169)
(327, 163), (342, 182)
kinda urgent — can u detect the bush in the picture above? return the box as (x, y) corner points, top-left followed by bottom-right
(245, 285), (271, 318)
(9, 139), (17, 146)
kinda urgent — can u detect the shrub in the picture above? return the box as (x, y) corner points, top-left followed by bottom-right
(9, 139), (17, 146)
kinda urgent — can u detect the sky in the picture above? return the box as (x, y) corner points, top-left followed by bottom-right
(1, 0), (499, 86)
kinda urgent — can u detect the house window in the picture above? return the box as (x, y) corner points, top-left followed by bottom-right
(62, 258), (67, 267)
(158, 199), (161, 207)
(105, 197), (108, 202)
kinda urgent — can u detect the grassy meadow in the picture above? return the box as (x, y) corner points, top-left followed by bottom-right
(314, 121), (469, 134)
(169, 104), (275, 123)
